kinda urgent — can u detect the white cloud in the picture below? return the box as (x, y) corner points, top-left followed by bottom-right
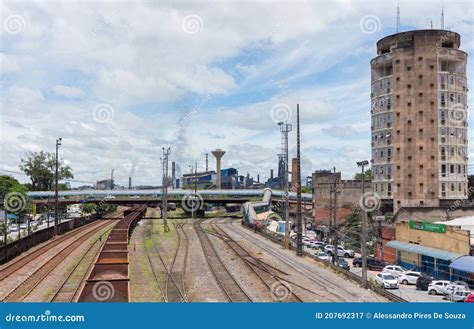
(53, 85), (86, 99)
(0, 0), (472, 185)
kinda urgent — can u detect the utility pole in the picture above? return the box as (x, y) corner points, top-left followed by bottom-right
(357, 160), (369, 289)
(295, 104), (303, 257)
(161, 147), (171, 232)
(331, 166), (339, 265)
(194, 161), (197, 219)
(3, 210), (7, 255)
(278, 120), (292, 249)
(54, 137), (62, 236)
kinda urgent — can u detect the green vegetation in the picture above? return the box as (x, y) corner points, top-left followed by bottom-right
(301, 186), (312, 194)
(19, 151), (73, 191)
(354, 168), (372, 181)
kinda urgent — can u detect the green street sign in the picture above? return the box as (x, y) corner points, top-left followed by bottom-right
(409, 220), (446, 233)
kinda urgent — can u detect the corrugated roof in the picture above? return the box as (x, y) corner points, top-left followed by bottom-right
(449, 256), (474, 273)
(386, 240), (465, 261)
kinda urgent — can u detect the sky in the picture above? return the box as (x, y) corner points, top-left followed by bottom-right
(1, 0), (473, 188)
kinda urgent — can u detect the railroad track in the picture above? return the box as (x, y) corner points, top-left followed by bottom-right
(143, 221), (187, 302)
(0, 220), (104, 281)
(223, 219), (367, 302)
(49, 224), (116, 302)
(194, 219), (252, 302)
(1, 220), (114, 302)
(207, 219), (303, 302)
(170, 219), (189, 302)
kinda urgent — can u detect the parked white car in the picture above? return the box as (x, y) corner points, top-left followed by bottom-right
(446, 289), (471, 302)
(445, 283), (470, 296)
(315, 251), (331, 262)
(382, 265), (406, 277)
(324, 245), (355, 258)
(427, 280), (452, 295)
(398, 271), (422, 285)
(375, 273), (399, 289)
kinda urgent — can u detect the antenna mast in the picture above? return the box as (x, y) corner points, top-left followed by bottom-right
(396, 3), (400, 33)
(441, 7), (445, 29)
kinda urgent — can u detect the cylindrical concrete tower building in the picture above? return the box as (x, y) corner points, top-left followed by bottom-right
(370, 30), (468, 211)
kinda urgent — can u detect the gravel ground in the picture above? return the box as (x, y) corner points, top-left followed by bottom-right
(0, 220), (110, 300)
(185, 221), (227, 302)
(206, 229), (274, 302)
(220, 219), (388, 302)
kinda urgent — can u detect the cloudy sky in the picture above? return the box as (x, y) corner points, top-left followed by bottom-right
(1, 0), (473, 188)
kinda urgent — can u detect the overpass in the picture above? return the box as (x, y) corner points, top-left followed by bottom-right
(27, 189), (312, 205)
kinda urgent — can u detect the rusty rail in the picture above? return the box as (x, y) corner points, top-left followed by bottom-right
(77, 205), (147, 302)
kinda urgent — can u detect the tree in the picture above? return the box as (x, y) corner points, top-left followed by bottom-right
(0, 175), (29, 215)
(0, 175), (23, 199)
(19, 151), (73, 191)
(354, 168), (372, 181)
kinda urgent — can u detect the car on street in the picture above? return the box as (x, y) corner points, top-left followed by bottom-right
(445, 283), (470, 296)
(416, 275), (434, 291)
(337, 258), (350, 271)
(352, 257), (387, 270)
(375, 273), (399, 289)
(312, 242), (326, 250)
(324, 245), (355, 258)
(427, 280), (451, 295)
(315, 251), (331, 262)
(446, 290), (471, 302)
(398, 271), (422, 285)
(383, 265), (406, 277)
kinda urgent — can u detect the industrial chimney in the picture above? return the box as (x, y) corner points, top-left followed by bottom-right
(128, 177), (132, 189)
(171, 161), (176, 189)
(211, 149), (225, 189)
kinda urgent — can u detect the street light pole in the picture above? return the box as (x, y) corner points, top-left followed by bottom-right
(54, 138), (62, 236)
(161, 147), (171, 233)
(357, 160), (369, 289)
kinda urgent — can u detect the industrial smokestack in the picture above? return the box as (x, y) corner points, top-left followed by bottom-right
(205, 153), (209, 172)
(171, 161), (176, 189)
(270, 169), (274, 179)
(211, 149), (225, 189)
(129, 177), (132, 189)
(257, 174), (260, 183)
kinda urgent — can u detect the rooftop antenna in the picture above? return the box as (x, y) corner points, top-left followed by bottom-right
(396, 3), (400, 33)
(441, 7), (444, 29)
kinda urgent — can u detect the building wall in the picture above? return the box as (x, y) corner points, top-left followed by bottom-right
(394, 206), (474, 223)
(375, 226), (397, 263)
(371, 30), (468, 213)
(396, 221), (470, 255)
(312, 171), (371, 224)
